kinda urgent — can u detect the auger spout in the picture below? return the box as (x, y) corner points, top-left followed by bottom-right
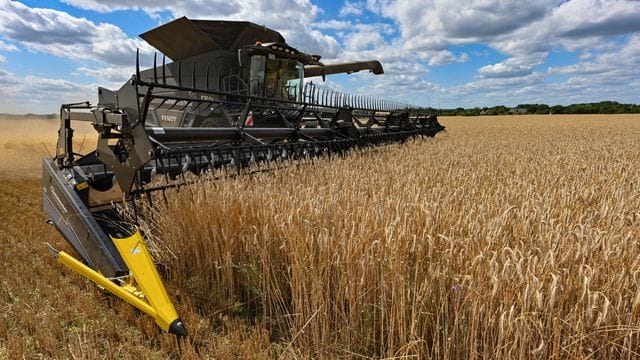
(304, 60), (384, 78)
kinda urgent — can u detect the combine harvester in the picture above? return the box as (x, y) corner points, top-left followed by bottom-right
(42, 17), (445, 336)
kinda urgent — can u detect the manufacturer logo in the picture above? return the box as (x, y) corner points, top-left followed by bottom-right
(160, 115), (177, 122)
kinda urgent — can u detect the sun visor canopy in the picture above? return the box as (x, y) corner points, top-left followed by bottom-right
(140, 17), (286, 60)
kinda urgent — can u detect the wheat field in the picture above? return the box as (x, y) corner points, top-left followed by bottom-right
(0, 115), (639, 358)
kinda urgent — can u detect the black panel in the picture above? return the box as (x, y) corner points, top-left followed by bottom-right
(140, 17), (285, 60)
(42, 158), (128, 278)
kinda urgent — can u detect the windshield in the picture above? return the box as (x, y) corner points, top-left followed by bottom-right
(249, 55), (303, 101)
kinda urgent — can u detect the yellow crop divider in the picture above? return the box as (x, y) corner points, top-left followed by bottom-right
(54, 227), (186, 336)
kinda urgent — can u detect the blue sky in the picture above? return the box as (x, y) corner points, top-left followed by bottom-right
(0, 0), (639, 113)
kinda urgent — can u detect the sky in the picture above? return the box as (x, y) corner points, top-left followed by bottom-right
(0, 0), (639, 113)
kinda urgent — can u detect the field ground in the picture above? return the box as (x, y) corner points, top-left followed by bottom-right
(0, 115), (638, 358)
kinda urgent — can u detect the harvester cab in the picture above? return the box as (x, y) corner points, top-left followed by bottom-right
(243, 42), (308, 101)
(42, 17), (444, 337)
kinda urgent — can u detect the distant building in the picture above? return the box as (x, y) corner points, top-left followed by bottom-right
(509, 108), (528, 115)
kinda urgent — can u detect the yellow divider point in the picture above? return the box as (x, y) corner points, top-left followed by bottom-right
(57, 250), (156, 318)
(54, 227), (186, 336)
(110, 228), (181, 333)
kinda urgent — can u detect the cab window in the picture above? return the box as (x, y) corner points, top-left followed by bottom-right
(249, 54), (303, 101)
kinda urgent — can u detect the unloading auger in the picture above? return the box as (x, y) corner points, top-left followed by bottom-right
(42, 17), (445, 337)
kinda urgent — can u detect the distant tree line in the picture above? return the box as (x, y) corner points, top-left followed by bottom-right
(419, 101), (640, 116)
(0, 113), (56, 119)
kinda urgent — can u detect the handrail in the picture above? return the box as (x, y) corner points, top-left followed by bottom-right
(139, 50), (409, 114)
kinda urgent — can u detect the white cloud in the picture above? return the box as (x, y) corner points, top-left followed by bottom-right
(548, 34), (640, 77)
(447, 72), (548, 107)
(479, 63), (532, 78)
(363, 0), (640, 82)
(313, 20), (352, 30)
(458, 72), (546, 93)
(353, 73), (441, 107)
(427, 50), (469, 66)
(482, 0), (640, 77)
(452, 32), (640, 106)
(354, 1), (558, 78)
(77, 66), (135, 84)
(339, 1), (363, 17)
(343, 24), (387, 51)
(61, 0), (341, 58)
(0, 67), (96, 113)
(369, 0), (555, 45)
(547, 63), (610, 76)
(0, 40), (18, 52)
(478, 54), (547, 78)
(61, 0), (237, 16)
(552, 0), (640, 39)
(0, 0), (152, 66)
